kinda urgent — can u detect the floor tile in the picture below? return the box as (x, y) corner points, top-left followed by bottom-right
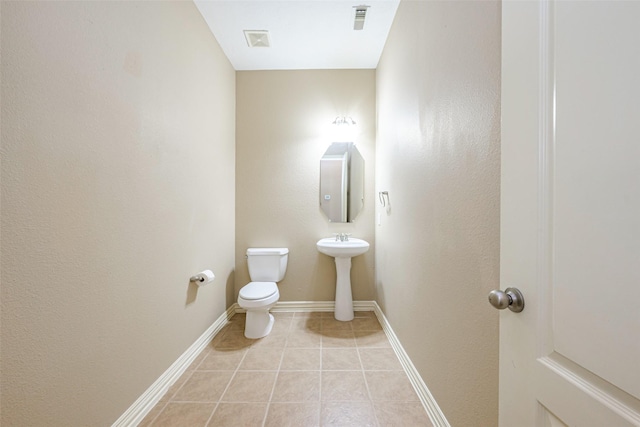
(238, 347), (283, 371)
(322, 318), (353, 331)
(225, 315), (246, 330)
(286, 329), (321, 348)
(225, 320), (245, 331)
(272, 311), (295, 318)
(152, 402), (216, 427)
(212, 329), (254, 350)
(354, 330), (391, 348)
(207, 402), (267, 426)
(320, 312), (337, 318)
(138, 402), (166, 427)
(321, 371), (369, 401)
(271, 371), (320, 402)
(221, 371), (276, 402)
(187, 349), (211, 371)
(322, 330), (356, 348)
(280, 348), (321, 370)
(198, 348), (246, 371)
(172, 371), (233, 402)
(294, 311), (323, 318)
(322, 348), (361, 370)
(320, 401), (377, 427)
(373, 401), (433, 426)
(161, 372), (192, 403)
(351, 317), (383, 331)
(365, 371), (419, 401)
(292, 317), (322, 332)
(359, 348), (402, 371)
(265, 402), (320, 427)
(251, 331), (288, 348)
(270, 316), (293, 334)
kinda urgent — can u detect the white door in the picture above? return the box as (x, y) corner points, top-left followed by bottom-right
(500, 1), (640, 426)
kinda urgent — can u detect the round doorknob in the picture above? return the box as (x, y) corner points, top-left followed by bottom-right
(488, 287), (525, 313)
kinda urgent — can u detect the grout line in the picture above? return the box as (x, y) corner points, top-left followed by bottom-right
(145, 401), (168, 427)
(204, 316), (249, 426)
(206, 402), (220, 427)
(358, 316), (389, 426)
(260, 317), (291, 427)
(164, 369), (195, 402)
(319, 319), (324, 406)
(357, 335), (381, 427)
(316, 325), (326, 419)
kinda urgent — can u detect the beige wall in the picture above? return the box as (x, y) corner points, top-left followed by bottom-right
(376, 1), (501, 426)
(0, 2), (235, 425)
(235, 71), (376, 302)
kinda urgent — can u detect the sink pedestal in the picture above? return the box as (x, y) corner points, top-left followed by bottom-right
(316, 237), (369, 322)
(334, 257), (354, 321)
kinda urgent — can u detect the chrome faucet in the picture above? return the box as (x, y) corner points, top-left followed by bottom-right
(334, 233), (351, 242)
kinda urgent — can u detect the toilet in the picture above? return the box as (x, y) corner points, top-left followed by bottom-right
(238, 247), (289, 339)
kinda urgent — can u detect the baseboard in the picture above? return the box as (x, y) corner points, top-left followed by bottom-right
(269, 300), (376, 313)
(111, 305), (236, 427)
(370, 302), (451, 427)
(234, 300), (376, 313)
(271, 300), (335, 312)
(115, 301), (449, 427)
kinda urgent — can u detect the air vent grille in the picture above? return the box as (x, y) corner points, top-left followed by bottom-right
(353, 5), (370, 30)
(244, 30), (270, 48)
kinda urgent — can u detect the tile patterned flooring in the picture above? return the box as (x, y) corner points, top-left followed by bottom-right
(140, 311), (433, 426)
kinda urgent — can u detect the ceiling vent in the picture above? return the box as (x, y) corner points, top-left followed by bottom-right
(244, 30), (270, 48)
(353, 5), (370, 30)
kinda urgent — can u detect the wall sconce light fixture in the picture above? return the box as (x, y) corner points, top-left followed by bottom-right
(332, 116), (357, 126)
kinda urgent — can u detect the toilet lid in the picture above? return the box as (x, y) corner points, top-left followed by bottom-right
(240, 282), (278, 300)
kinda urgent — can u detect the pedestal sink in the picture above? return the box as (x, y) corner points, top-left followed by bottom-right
(317, 237), (370, 321)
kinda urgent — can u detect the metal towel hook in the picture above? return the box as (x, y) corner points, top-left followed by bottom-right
(378, 191), (390, 207)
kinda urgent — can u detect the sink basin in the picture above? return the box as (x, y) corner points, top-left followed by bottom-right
(316, 238), (370, 258)
(317, 237), (369, 322)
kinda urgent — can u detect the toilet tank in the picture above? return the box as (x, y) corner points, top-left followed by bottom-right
(246, 248), (289, 282)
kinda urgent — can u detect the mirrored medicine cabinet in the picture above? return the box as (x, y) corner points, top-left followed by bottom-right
(319, 142), (364, 223)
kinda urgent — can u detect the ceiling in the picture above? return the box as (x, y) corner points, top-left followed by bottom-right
(193, 0), (400, 71)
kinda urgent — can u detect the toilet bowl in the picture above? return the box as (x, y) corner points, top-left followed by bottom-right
(238, 248), (288, 339)
(238, 282), (280, 339)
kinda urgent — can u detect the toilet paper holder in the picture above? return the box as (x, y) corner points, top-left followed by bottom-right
(189, 269), (215, 286)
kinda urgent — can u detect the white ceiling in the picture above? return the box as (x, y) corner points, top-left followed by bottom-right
(194, 0), (400, 71)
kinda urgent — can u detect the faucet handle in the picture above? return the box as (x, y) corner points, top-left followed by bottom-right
(334, 233), (340, 241)
(344, 233), (351, 241)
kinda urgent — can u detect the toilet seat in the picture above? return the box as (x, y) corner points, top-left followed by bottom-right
(239, 282), (278, 300)
(238, 282), (279, 310)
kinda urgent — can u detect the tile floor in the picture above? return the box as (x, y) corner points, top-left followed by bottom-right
(140, 311), (433, 426)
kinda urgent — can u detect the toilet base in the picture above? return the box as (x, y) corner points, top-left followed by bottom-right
(244, 310), (275, 339)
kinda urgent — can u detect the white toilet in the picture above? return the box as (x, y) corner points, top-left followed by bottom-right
(238, 247), (289, 339)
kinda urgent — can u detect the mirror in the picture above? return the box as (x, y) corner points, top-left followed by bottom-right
(319, 142), (364, 222)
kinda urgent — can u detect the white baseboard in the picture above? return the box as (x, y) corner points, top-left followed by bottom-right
(115, 301), (448, 427)
(111, 305), (236, 427)
(370, 302), (451, 427)
(269, 300), (376, 313)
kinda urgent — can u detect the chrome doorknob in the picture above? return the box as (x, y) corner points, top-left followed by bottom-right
(488, 287), (525, 313)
